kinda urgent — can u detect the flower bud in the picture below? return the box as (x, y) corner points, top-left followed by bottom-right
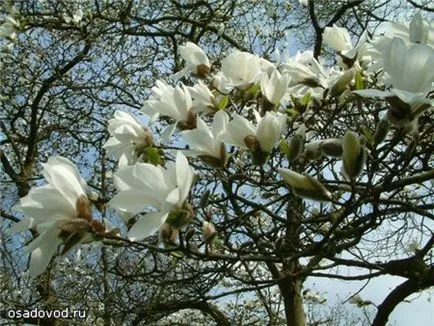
(90, 220), (106, 238)
(202, 221), (217, 244)
(303, 141), (322, 161)
(244, 135), (260, 151)
(278, 168), (332, 201)
(198, 143), (227, 168)
(409, 13), (428, 44)
(329, 68), (356, 98)
(373, 119), (390, 145)
(58, 219), (92, 255)
(166, 203), (195, 228)
(199, 190), (211, 208)
(159, 223), (179, 246)
(385, 96), (412, 127)
(320, 138), (343, 157)
(196, 64), (211, 79)
(287, 133), (305, 160)
(76, 195), (92, 221)
(178, 110), (197, 130)
(343, 131), (366, 179)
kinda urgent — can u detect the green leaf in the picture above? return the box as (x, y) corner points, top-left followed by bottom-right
(355, 71), (364, 90)
(170, 250), (185, 259)
(218, 95), (229, 110)
(286, 109), (299, 119)
(279, 139), (290, 156)
(301, 92), (311, 106)
(361, 126), (374, 143)
(145, 147), (162, 166)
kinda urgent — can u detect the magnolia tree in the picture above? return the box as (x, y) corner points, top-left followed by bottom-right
(1, 0), (434, 325)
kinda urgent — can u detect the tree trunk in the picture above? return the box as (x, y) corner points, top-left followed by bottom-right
(280, 277), (306, 326)
(280, 196), (306, 326)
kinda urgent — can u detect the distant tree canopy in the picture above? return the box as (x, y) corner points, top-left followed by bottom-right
(1, 1), (433, 325)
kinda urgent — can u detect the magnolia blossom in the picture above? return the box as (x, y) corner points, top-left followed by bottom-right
(220, 50), (263, 90)
(260, 69), (291, 106)
(188, 81), (218, 114)
(283, 51), (328, 88)
(110, 151), (194, 241)
(381, 13), (434, 47)
(179, 42), (210, 78)
(354, 37), (434, 124)
(11, 157), (104, 276)
(141, 80), (174, 121)
(181, 110), (228, 166)
(323, 25), (353, 53)
(382, 39), (434, 95)
(323, 25), (369, 68)
(142, 83), (195, 142)
(222, 110), (286, 153)
(103, 110), (153, 166)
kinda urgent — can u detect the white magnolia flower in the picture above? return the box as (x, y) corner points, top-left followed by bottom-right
(284, 51), (328, 88)
(150, 80), (172, 100)
(181, 110), (228, 166)
(354, 38), (433, 122)
(260, 69), (291, 105)
(382, 13), (434, 47)
(179, 42), (210, 78)
(141, 80), (174, 121)
(260, 58), (277, 76)
(11, 157), (104, 277)
(222, 110), (286, 153)
(142, 83), (195, 142)
(323, 25), (353, 53)
(382, 38), (434, 95)
(323, 25), (369, 68)
(188, 81), (217, 114)
(221, 50), (263, 90)
(103, 110), (153, 166)
(110, 151), (194, 241)
(212, 71), (233, 94)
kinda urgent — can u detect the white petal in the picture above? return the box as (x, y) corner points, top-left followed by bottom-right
(20, 185), (77, 223)
(353, 89), (390, 98)
(128, 211), (169, 241)
(7, 217), (34, 234)
(212, 110), (229, 140)
(160, 123), (178, 144)
(42, 157), (86, 208)
(256, 113), (283, 152)
(109, 190), (162, 214)
(176, 151), (193, 204)
(383, 38), (406, 86)
(26, 227), (62, 277)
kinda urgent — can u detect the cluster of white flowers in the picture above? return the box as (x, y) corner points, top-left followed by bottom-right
(354, 14), (434, 132)
(0, 5), (20, 65)
(10, 14), (433, 277)
(10, 157), (107, 276)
